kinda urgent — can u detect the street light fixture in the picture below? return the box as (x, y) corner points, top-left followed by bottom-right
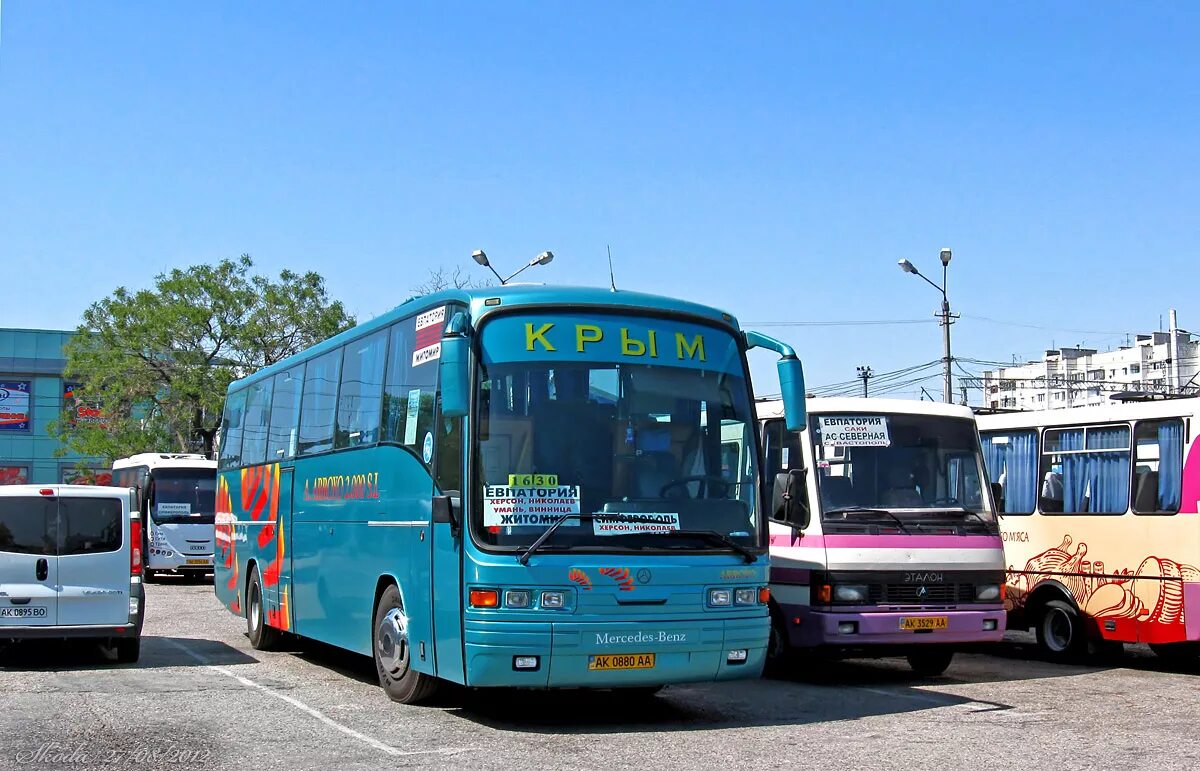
(898, 248), (957, 403)
(471, 249), (555, 285)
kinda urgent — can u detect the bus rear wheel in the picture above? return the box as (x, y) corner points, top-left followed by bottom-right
(906, 648), (954, 676)
(373, 585), (439, 705)
(246, 565), (281, 651)
(1035, 599), (1085, 660)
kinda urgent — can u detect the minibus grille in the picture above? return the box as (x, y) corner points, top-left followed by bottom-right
(868, 583), (977, 605)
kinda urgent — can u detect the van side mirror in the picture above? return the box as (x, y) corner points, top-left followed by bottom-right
(990, 481), (1004, 514)
(772, 468), (810, 529)
(439, 312), (471, 419)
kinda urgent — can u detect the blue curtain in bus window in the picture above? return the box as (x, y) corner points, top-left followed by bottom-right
(981, 435), (1002, 481)
(1085, 426), (1130, 514)
(1158, 421), (1183, 511)
(1007, 431), (1038, 513)
(1060, 429), (1087, 512)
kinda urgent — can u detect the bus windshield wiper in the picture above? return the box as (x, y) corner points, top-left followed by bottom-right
(663, 529), (757, 563)
(934, 506), (996, 533)
(824, 506), (913, 534)
(516, 512), (652, 565)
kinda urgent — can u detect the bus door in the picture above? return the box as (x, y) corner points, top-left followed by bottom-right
(429, 412), (466, 684)
(266, 465), (295, 632)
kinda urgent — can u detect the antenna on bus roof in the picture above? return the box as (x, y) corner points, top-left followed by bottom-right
(607, 245), (618, 292)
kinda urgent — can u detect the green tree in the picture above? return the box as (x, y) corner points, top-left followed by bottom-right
(53, 256), (353, 462)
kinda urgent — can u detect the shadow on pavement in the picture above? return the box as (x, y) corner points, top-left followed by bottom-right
(0, 635), (255, 671)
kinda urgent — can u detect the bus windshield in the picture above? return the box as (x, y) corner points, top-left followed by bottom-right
(812, 413), (993, 526)
(152, 469), (217, 524)
(473, 312), (760, 553)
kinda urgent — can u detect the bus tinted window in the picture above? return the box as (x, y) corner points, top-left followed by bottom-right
(267, 364), (305, 460)
(1041, 424), (1130, 514)
(219, 389), (248, 469)
(1134, 419), (1184, 514)
(981, 430), (1038, 514)
(241, 378), (274, 466)
(59, 497), (122, 555)
(298, 348), (342, 456)
(382, 317), (438, 455)
(336, 329), (389, 449)
(0, 497), (55, 555)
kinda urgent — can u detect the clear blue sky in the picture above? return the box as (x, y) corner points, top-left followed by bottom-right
(2, 2), (1197, 399)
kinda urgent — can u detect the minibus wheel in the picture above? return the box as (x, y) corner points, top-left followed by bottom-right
(1036, 599), (1084, 659)
(114, 637), (140, 664)
(906, 648), (954, 676)
(373, 584), (439, 705)
(764, 605), (793, 677)
(246, 565), (280, 651)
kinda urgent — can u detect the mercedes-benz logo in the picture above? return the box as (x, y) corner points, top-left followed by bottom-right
(916, 586), (928, 598)
(636, 568), (652, 584)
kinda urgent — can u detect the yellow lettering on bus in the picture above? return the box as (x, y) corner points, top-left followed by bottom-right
(525, 323), (556, 352)
(621, 328), (646, 356)
(675, 333), (706, 361)
(576, 324), (604, 352)
(648, 329), (658, 358)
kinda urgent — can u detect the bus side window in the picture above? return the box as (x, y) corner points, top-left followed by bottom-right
(1133, 418), (1184, 515)
(381, 315), (438, 458)
(762, 419), (803, 520)
(298, 348), (343, 457)
(267, 364), (306, 460)
(219, 389), (248, 470)
(335, 329), (388, 449)
(241, 377), (274, 466)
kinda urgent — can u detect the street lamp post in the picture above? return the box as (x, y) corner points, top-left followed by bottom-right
(898, 248), (956, 404)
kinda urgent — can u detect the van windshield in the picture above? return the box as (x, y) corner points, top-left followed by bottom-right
(152, 470), (217, 524)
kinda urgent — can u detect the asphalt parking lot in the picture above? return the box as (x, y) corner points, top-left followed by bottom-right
(3, 580), (1200, 771)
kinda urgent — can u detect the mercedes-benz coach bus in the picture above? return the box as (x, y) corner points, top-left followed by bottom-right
(113, 454), (217, 581)
(758, 397), (1006, 676)
(978, 397), (1200, 661)
(214, 284), (806, 703)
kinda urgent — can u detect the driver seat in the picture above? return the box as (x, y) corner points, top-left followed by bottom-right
(631, 452), (679, 498)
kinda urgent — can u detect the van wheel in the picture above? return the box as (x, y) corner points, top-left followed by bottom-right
(906, 649), (954, 676)
(114, 637), (140, 664)
(1036, 599), (1085, 660)
(764, 606), (794, 678)
(373, 585), (439, 704)
(246, 565), (281, 651)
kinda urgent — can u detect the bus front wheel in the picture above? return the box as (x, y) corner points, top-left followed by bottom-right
(246, 565), (281, 651)
(1036, 599), (1085, 660)
(906, 648), (954, 676)
(764, 606), (794, 678)
(373, 585), (439, 705)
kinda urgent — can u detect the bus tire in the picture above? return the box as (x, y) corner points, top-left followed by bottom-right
(764, 606), (794, 678)
(906, 648), (954, 676)
(1035, 599), (1085, 660)
(114, 637), (140, 664)
(246, 565), (281, 651)
(373, 584), (439, 705)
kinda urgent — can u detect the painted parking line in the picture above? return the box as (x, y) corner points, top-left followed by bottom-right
(161, 638), (475, 759)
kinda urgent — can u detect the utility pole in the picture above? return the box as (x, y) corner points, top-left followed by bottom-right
(898, 248), (958, 403)
(856, 366), (874, 397)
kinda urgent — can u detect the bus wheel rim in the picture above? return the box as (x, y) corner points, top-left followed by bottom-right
(377, 607), (410, 677)
(1045, 607), (1072, 652)
(250, 586), (261, 632)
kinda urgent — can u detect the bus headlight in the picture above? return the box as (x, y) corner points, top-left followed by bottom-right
(734, 588), (758, 605)
(540, 591), (566, 609)
(708, 588), (733, 607)
(976, 584), (1001, 601)
(504, 590), (531, 609)
(833, 584), (869, 603)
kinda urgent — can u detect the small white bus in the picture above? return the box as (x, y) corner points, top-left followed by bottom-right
(112, 454), (217, 581)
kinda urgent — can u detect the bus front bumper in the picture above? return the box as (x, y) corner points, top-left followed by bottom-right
(785, 606), (1007, 649)
(463, 617), (767, 688)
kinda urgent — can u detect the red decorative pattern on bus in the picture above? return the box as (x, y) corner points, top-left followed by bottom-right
(569, 568), (592, 591)
(215, 474), (240, 614)
(599, 567), (635, 591)
(1008, 535), (1200, 630)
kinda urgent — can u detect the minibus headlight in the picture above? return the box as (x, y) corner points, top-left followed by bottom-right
(833, 584), (869, 603)
(708, 588), (733, 607)
(734, 588), (758, 605)
(976, 584), (1002, 602)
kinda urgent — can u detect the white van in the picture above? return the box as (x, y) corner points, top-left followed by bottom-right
(0, 485), (145, 662)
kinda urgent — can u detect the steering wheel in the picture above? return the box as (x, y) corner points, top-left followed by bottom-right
(659, 475), (731, 499)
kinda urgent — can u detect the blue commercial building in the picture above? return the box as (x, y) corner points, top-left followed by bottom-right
(0, 328), (106, 485)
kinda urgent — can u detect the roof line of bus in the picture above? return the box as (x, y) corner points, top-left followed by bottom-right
(226, 284), (744, 393)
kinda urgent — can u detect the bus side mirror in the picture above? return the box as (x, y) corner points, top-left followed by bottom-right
(439, 313), (471, 419)
(990, 481), (1004, 514)
(772, 469), (810, 529)
(777, 357), (807, 432)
